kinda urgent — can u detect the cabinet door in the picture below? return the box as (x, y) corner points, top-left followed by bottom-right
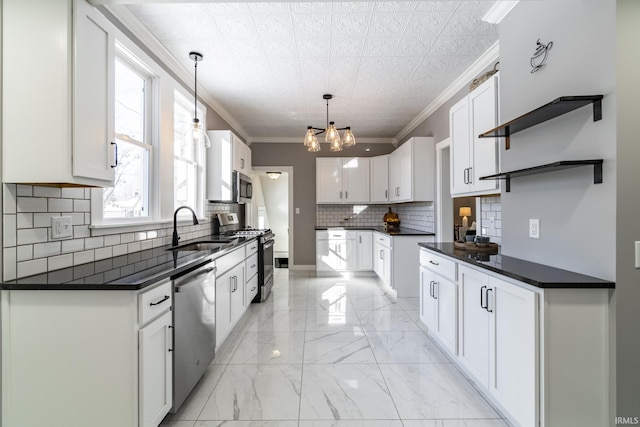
(373, 242), (383, 277)
(388, 150), (401, 202)
(396, 142), (413, 202)
(356, 232), (373, 271)
(450, 97), (471, 196)
(230, 264), (246, 324)
(435, 275), (457, 355)
(489, 277), (538, 427)
(370, 155), (389, 203)
(139, 311), (172, 427)
(216, 269), (233, 348)
(342, 239), (357, 271)
(343, 157), (370, 203)
(469, 75), (499, 193)
(381, 246), (392, 287)
(233, 138), (251, 174)
(316, 238), (332, 271)
(316, 158), (344, 203)
(420, 267), (437, 331)
(73, 0), (115, 183)
(207, 131), (234, 201)
(458, 265), (490, 388)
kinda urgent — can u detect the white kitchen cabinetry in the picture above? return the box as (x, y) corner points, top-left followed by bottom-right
(316, 230), (357, 272)
(316, 158), (370, 203)
(1, 279), (173, 427)
(374, 232), (434, 297)
(388, 137), (435, 202)
(370, 155), (390, 203)
(233, 138), (252, 176)
(356, 231), (373, 271)
(450, 74), (500, 197)
(215, 246), (247, 348)
(207, 130), (251, 201)
(419, 249), (457, 354)
(3, 0), (116, 186)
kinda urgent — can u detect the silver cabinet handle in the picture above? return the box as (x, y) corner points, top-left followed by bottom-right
(433, 281), (438, 300)
(486, 288), (493, 312)
(345, 191), (348, 199)
(241, 158), (245, 169)
(385, 189), (388, 199)
(380, 250), (384, 259)
(468, 167), (473, 184)
(339, 191), (342, 199)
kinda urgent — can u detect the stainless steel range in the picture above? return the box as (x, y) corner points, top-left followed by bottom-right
(216, 213), (275, 303)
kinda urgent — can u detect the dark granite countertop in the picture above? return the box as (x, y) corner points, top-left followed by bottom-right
(419, 242), (614, 289)
(1, 235), (257, 291)
(316, 226), (435, 236)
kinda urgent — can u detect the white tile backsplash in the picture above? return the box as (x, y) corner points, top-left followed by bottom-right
(17, 258), (47, 278)
(61, 187), (85, 199)
(48, 254), (74, 270)
(73, 250), (95, 266)
(3, 215), (17, 247)
(16, 245), (33, 262)
(16, 185), (33, 197)
(33, 186), (61, 198)
(316, 202), (435, 233)
(48, 198), (73, 212)
(33, 242), (62, 259)
(480, 195), (502, 245)
(73, 199), (91, 212)
(17, 197), (47, 213)
(3, 184), (17, 214)
(17, 228), (48, 245)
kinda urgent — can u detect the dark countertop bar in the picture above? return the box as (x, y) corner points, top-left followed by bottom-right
(1, 235), (257, 291)
(316, 226), (435, 236)
(419, 242), (614, 289)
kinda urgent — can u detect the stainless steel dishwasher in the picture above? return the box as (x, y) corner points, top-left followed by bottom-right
(170, 258), (217, 413)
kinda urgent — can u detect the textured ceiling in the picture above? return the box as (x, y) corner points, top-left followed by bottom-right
(125, 1), (499, 141)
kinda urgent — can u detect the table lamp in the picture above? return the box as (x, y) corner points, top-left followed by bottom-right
(459, 207), (472, 227)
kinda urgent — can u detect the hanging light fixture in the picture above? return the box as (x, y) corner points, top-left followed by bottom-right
(304, 94), (355, 152)
(266, 171), (282, 180)
(189, 51), (204, 144)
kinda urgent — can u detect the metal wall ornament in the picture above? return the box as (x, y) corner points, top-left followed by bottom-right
(530, 39), (553, 73)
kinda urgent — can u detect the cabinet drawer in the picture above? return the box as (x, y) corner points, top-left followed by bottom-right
(374, 232), (391, 248)
(420, 249), (456, 282)
(139, 279), (172, 326)
(245, 253), (258, 281)
(217, 247), (245, 276)
(247, 274), (259, 304)
(245, 239), (259, 257)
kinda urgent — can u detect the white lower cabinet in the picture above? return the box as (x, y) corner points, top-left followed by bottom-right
(316, 230), (356, 272)
(374, 240), (392, 287)
(356, 231), (373, 271)
(215, 247), (247, 349)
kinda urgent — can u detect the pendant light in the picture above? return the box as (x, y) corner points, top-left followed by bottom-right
(189, 51), (205, 145)
(304, 94), (355, 152)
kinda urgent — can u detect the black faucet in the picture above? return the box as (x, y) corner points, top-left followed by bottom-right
(172, 206), (199, 247)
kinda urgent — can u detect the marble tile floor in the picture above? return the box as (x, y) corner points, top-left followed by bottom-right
(161, 269), (510, 427)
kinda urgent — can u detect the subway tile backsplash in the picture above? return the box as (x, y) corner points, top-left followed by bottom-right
(316, 202), (435, 233)
(480, 195), (502, 245)
(2, 184), (231, 281)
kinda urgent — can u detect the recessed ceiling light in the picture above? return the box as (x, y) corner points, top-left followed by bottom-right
(482, 1), (519, 24)
(365, 148), (371, 152)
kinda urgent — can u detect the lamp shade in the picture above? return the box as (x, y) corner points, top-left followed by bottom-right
(266, 171), (281, 180)
(459, 207), (472, 217)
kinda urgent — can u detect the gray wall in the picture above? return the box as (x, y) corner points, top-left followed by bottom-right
(499, 0), (615, 281)
(616, 0), (640, 418)
(250, 143), (394, 266)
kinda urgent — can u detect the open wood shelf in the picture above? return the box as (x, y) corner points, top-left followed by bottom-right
(479, 160), (603, 192)
(479, 95), (603, 149)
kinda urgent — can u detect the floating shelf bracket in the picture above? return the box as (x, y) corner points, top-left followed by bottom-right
(479, 160), (603, 192)
(479, 95), (604, 150)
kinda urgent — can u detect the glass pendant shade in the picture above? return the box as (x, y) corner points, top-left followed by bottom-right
(308, 136), (321, 152)
(342, 127), (356, 147)
(325, 122), (340, 144)
(329, 136), (343, 152)
(304, 127), (315, 146)
(192, 118), (201, 142)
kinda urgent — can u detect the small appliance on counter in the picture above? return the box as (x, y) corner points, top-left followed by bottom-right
(383, 207), (400, 232)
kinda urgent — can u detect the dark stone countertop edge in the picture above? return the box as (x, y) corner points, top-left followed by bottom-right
(418, 242), (615, 290)
(315, 226), (435, 236)
(1, 235), (258, 291)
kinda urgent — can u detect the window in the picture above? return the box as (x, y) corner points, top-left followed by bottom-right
(174, 90), (204, 216)
(103, 55), (152, 219)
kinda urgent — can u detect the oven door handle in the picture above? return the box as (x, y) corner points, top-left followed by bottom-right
(263, 239), (275, 249)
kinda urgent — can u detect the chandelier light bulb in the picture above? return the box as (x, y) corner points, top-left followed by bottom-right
(342, 127), (356, 147)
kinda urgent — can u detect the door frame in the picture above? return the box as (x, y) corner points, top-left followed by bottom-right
(436, 138), (453, 242)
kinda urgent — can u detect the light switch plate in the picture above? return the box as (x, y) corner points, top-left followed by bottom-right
(635, 241), (640, 269)
(51, 216), (72, 239)
(529, 219), (540, 239)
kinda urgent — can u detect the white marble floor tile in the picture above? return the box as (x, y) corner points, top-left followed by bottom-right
(212, 332), (245, 365)
(358, 308), (421, 332)
(299, 421), (404, 427)
(228, 331), (305, 364)
(379, 364), (500, 420)
(366, 331), (449, 364)
(195, 421), (298, 427)
(166, 364), (227, 421)
(396, 297), (420, 311)
(270, 293), (309, 310)
(299, 364), (399, 420)
(198, 364), (302, 420)
(351, 294), (400, 312)
(304, 331), (376, 364)
(401, 420), (508, 427)
(244, 309), (307, 332)
(306, 309), (362, 332)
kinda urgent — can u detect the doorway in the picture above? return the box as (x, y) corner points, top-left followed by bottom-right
(436, 139), (454, 241)
(252, 166), (293, 268)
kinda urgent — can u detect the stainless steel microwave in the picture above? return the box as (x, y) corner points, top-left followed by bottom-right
(233, 171), (252, 203)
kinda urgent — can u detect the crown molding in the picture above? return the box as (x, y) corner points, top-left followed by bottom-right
(394, 41), (500, 143)
(249, 137), (395, 145)
(102, 4), (250, 142)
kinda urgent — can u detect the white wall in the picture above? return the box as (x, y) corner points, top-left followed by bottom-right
(499, 0), (616, 281)
(259, 173), (289, 256)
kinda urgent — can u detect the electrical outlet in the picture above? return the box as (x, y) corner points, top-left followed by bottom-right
(635, 242), (640, 269)
(488, 217), (495, 227)
(51, 216), (72, 239)
(529, 219), (540, 239)
(295, 207), (300, 214)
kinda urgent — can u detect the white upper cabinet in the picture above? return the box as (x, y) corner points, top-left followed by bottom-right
(233, 137), (252, 176)
(388, 137), (435, 202)
(3, 0), (116, 187)
(316, 157), (370, 204)
(207, 130), (250, 201)
(370, 155), (389, 203)
(450, 74), (500, 197)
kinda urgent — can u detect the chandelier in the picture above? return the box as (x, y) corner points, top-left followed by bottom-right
(304, 94), (355, 152)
